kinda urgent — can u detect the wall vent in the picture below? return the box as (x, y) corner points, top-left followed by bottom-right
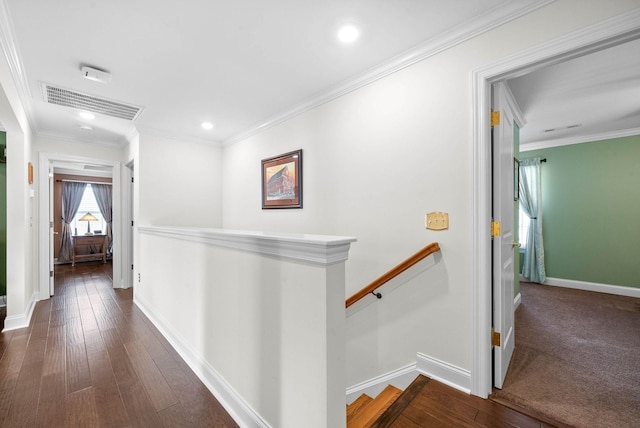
(40, 82), (143, 121)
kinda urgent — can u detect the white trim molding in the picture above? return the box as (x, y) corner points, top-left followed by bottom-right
(472, 8), (640, 398)
(416, 353), (471, 394)
(222, 0), (553, 146)
(514, 292), (522, 310)
(346, 363), (418, 405)
(134, 295), (270, 428)
(2, 291), (37, 332)
(138, 226), (357, 266)
(346, 353), (471, 404)
(544, 277), (640, 298)
(521, 127), (640, 151)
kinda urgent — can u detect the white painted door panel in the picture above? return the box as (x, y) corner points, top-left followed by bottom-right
(492, 82), (515, 389)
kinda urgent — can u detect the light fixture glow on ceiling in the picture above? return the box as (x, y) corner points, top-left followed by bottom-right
(79, 111), (95, 120)
(79, 124), (93, 131)
(337, 24), (360, 44)
(201, 121), (214, 130)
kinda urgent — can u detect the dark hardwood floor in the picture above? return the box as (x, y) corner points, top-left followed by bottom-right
(0, 261), (238, 427)
(371, 375), (560, 428)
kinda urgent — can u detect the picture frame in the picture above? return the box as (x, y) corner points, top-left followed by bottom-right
(28, 162), (33, 184)
(261, 149), (302, 209)
(514, 157), (520, 201)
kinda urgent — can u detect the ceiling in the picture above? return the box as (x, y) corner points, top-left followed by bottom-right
(1, 0), (638, 150)
(509, 37), (640, 148)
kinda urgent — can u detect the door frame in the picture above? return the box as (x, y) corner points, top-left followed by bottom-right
(37, 152), (122, 300)
(470, 10), (640, 398)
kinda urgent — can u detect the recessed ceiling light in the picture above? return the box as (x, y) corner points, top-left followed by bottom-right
(79, 111), (95, 120)
(201, 121), (214, 130)
(337, 24), (360, 44)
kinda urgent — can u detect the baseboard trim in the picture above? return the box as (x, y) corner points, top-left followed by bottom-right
(416, 353), (471, 394)
(346, 363), (418, 404)
(346, 353), (471, 404)
(2, 291), (37, 332)
(544, 277), (640, 298)
(514, 292), (522, 310)
(133, 295), (270, 428)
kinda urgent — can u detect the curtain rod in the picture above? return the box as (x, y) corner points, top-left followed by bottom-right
(56, 179), (112, 185)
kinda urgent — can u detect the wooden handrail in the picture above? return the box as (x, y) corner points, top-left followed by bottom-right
(345, 242), (440, 308)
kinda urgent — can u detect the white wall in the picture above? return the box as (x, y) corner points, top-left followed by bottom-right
(0, 36), (36, 327)
(222, 0), (640, 387)
(137, 133), (222, 227)
(135, 227), (351, 427)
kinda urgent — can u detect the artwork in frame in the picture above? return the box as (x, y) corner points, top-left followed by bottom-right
(261, 149), (302, 209)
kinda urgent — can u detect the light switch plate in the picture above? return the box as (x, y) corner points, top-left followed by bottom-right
(426, 212), (449, 230)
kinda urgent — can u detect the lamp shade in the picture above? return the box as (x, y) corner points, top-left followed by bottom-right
(79, 212), (99, 234)
(79, 212), (98, 222)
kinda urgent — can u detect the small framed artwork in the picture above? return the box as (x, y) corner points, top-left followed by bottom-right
(28, 162), (33, 184)
(261, 149), (302, 209)
(513, 158), (520, 201)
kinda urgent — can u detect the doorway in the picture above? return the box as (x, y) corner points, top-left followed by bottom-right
(37, 153), (123, 300)
(470, 13), (640, 398)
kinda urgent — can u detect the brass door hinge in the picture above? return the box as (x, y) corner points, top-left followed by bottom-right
(492, 328), (501, 347)
(491, 110), (500, 127)
(491, 221), (501, 237)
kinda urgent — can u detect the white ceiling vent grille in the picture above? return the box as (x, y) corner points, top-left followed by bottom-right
(41, 82), (143, 121)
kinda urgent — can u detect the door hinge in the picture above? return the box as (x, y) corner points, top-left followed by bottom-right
(131, 264), (134, 270)
(491, 221), (501, 237)
(492, 328), (501, 347)
(131, 177), (134, 183)
(131, 220), (134, 227)
(50, 270), (54, 278)
(50, 221), (53, 228)
(491, 110), (500, 127)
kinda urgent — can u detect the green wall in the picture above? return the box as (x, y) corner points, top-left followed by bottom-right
(0, 131), (5, 296)
(521, 135), (640, 289)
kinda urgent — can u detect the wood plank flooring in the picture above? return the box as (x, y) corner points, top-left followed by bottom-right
(0, 261), (238, 428)
(371, 375), (560, 428)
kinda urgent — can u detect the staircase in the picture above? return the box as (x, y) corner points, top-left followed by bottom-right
(346, 384), (404, 428)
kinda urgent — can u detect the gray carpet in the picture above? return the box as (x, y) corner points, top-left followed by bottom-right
(491, 282), (640, 428)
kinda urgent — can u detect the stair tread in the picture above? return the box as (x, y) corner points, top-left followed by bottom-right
(370, 375), (431, 428)
(348, 385), (403, 428)
(347, 394), (373, 420)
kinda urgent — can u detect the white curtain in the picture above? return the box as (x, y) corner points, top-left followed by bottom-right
(58, 182), (87, 263)
(519, 158), (546, 283)
(91, 184), (113, 253)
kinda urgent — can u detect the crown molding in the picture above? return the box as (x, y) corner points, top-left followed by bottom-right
(0, 0), (35, 131)
(520, 127), (640, 151)
(35, 129), (128, 149)
(136, 125), (222, 147)
(222, 0), (554, 146)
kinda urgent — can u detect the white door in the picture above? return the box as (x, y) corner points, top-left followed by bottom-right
(492, 82), (516, 388)
(48, 163), (55, 296)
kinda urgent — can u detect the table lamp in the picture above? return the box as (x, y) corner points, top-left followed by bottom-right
(79, 212), (99, 235)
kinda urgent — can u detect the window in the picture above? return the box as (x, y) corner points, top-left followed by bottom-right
(518, 205), (530, 249)
(72, 184), (106, 235)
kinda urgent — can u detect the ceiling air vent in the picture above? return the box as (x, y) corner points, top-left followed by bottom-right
(41, 82), (143, 121)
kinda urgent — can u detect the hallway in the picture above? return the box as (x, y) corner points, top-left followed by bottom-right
(0, 261), (238, 427)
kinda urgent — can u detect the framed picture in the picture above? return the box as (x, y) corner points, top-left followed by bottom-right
(261, 149), (302, 209)
(514, 158), (520, 201)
